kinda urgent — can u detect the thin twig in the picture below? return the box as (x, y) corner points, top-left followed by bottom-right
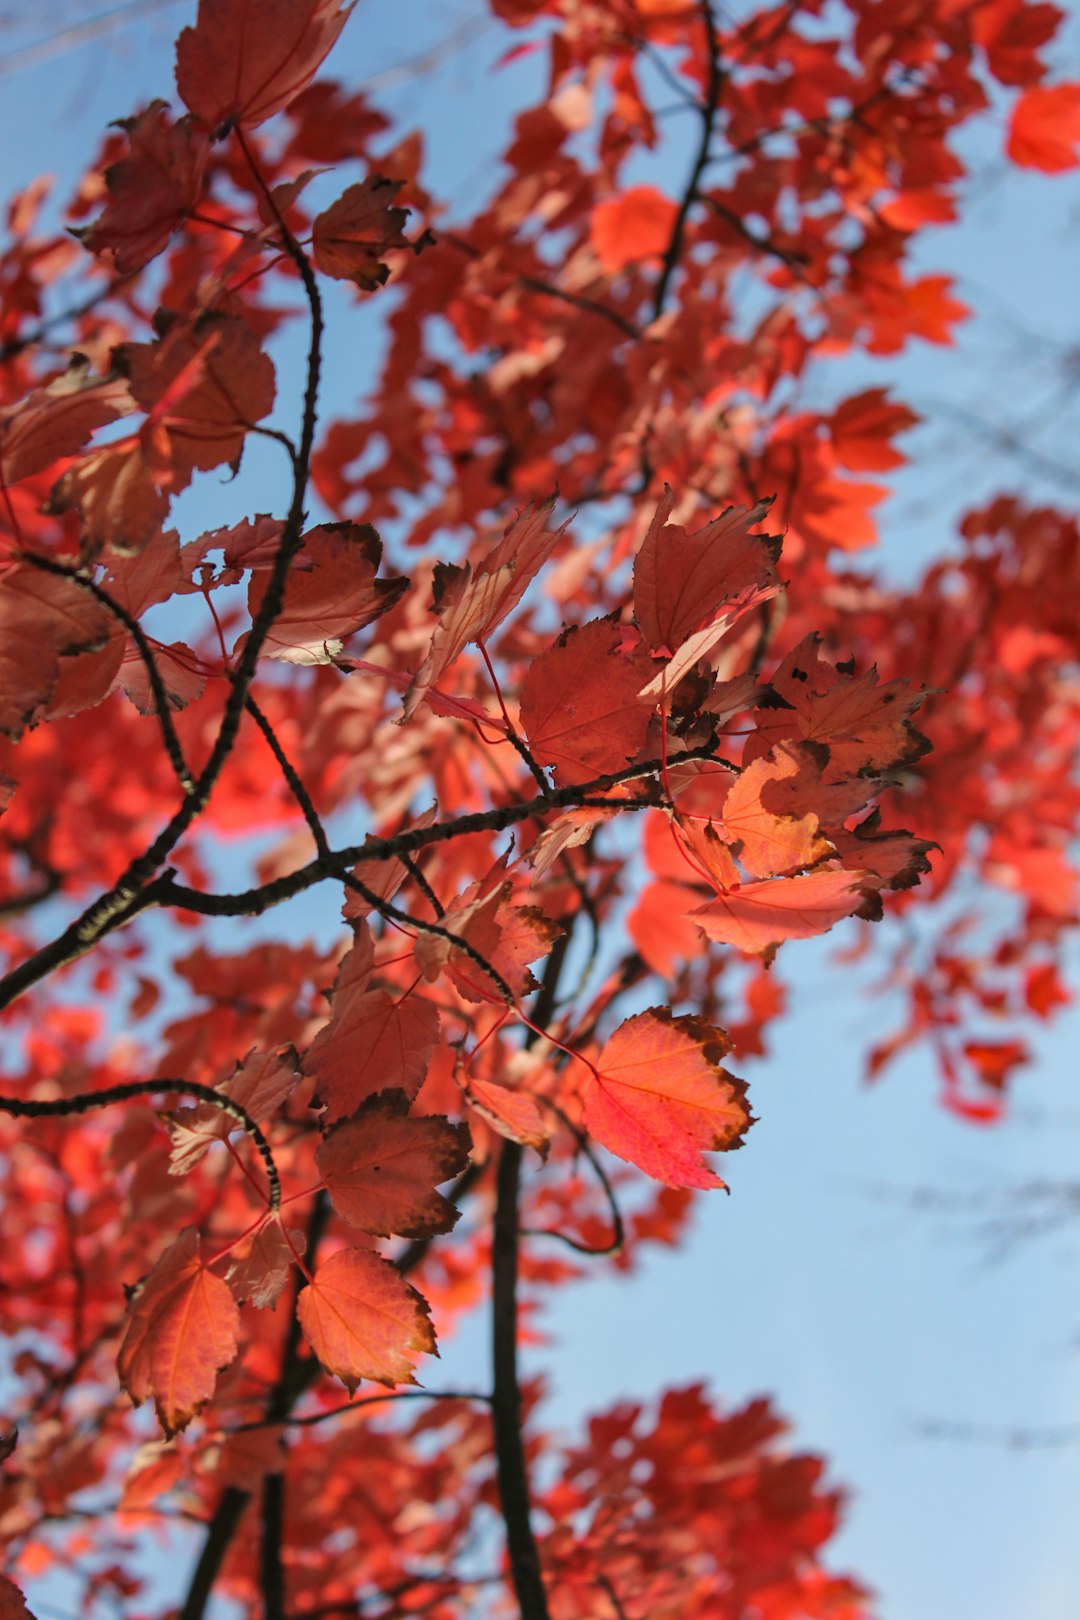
(652, 0), (722, 320)
(520, 1096), (624, 1258)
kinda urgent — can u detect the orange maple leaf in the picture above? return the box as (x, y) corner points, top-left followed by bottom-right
(297, 1247), (435, 1392)
(246, 522), (407, 664)
(692, 866), (871, 955)
(633, 489), (781, 656)
(584, 1008), (752, 1189)
(403, 500), (564, 720)
(116, 1229), (240, 1437)
(521, 617), (654, 786)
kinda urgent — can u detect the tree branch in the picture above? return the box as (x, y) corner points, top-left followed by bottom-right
(0, 1078), (280, 1210)
(652, 1), (722, 320)
(491, 932), (571, 1620)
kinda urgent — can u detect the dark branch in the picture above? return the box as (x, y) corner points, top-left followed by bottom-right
(652, 1), (723, 320)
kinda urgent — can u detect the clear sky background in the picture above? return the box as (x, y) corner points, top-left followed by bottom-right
(1, 4), (1079, 1619)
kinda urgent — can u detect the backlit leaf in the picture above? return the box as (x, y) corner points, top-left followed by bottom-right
(692, 867), (870, 956)
(297, 1247), (436, 1392)
(317, 1091), (471, 1238)
(585, 1008), (752, 1189)
(117, 1229), (240, 1437)
(521, 618), (654, 787)
(176, 0), (355, 132)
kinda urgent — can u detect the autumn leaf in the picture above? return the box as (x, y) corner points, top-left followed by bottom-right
(1007, 82), (1080, 171)
(246, 522), (406, 663)
(47, 439), (169, 556)
(521, 617), (654, 787)
(303, 942), (440, 1122)
(117, 1229), (240, 1436)
(692, 866), (871, 955)
(829, 809), (937, 892)
(747, 635), (930, 779)
(717, 749), (834, 878)
(163, 1047), (298, 1175)
(176, 0), (356, 133)
(463, 1074), (550, 1154)
(118, 1441), (184, 1512)
(633, 489), (781, 655)
(297, 1247), (436, 1392)
(0, 357), (130, 487)
(313, 174), (412, 286)
(403, 500), (565, 720)
(413, 874), (562, 1003)
(584, 1008), (752, 1189)
(0, 565), (112, 739)
(317, 1091), (471, 1238)
(227, 1219), (304, 1308)
(829, 389), (920, 471)
(342, 808), (437, 921)
(120, 311), (276, 487)
(590, 185), (678, 272)
(119, 640), (206, 716)
(76, 102), (209, 272)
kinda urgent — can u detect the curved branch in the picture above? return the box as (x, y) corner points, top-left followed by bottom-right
(0, 1078), (280, 1211)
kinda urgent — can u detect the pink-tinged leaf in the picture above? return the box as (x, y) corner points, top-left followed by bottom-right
(119, 640), (206, 715)
(227, 1219), (303, 1308)
(413, 873), (562, 1003)
(829, 809), (937, 892)
(637, 583), (780, 700)
(829, 389), (920, 472)
(633, 490), (781, 655)
(76, 102), (210, 272)
(297, 1246), (436, 1392)
(692, 866), (870, 955)
(163, 1048), (298, 1175)
(521, 617), (654, 787)
(463, 1076), (550, 1154)
(176, 0), (356, 133)
(47, 439), (169, 556)
(746, 634), (930, 778)
(527, 803), (619, 878)
(317, 1091), (471, 1238)
(0, 565), (112, 739)
(0, 358), (130, 486)
(403, 500), (564, 720)
(304, 964), (440, 1124)
(313, 174), (411, 286)
(247, 522), (406, 664)
(117, 1229), (240, 1437)
(585, 1008), (752, 1190)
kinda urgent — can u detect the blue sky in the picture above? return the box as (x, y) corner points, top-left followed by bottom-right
(1, 4), (1079, 1618)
